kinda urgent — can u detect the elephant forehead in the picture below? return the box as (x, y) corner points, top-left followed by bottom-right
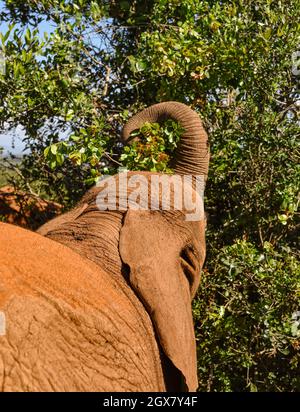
(85, 171), (203, 214)
(161, 210), (206, 242)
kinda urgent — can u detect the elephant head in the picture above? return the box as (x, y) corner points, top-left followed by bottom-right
(38, 101), (209, 391)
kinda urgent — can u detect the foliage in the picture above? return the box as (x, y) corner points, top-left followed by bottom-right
(120, 119), (182, 173)
(0, 157), (20, 186)
(0, 0), (299, 391)
(193, 241), (300, 391)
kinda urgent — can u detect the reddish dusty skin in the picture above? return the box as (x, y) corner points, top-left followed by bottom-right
(0, 186), (62, 230)
(0, 223), (165, 391)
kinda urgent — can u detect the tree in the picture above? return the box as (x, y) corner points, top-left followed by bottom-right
(0, 0), (299, 391)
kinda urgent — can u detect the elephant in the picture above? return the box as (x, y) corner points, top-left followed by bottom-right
(0, 101), (209, 391)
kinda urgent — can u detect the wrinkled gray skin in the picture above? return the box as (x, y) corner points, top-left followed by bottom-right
(37, 102), (209, 392)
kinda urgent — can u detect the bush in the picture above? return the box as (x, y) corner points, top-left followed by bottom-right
(193, 240), (300, 392)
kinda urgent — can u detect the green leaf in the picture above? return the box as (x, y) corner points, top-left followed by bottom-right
(44, 146), (50, 158)
(50, 144), (57, 155)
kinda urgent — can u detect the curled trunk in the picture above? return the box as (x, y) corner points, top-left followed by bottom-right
(122, 101), (209, 177)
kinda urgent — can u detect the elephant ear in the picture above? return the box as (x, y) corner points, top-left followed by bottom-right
(119, 210), (198, 392)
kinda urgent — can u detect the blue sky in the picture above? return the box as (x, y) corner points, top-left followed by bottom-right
(0, 127), (27, 155)
(0, 1), (54, 155)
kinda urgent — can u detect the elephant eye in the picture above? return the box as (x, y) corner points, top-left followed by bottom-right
(180, 245), (198, 289)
